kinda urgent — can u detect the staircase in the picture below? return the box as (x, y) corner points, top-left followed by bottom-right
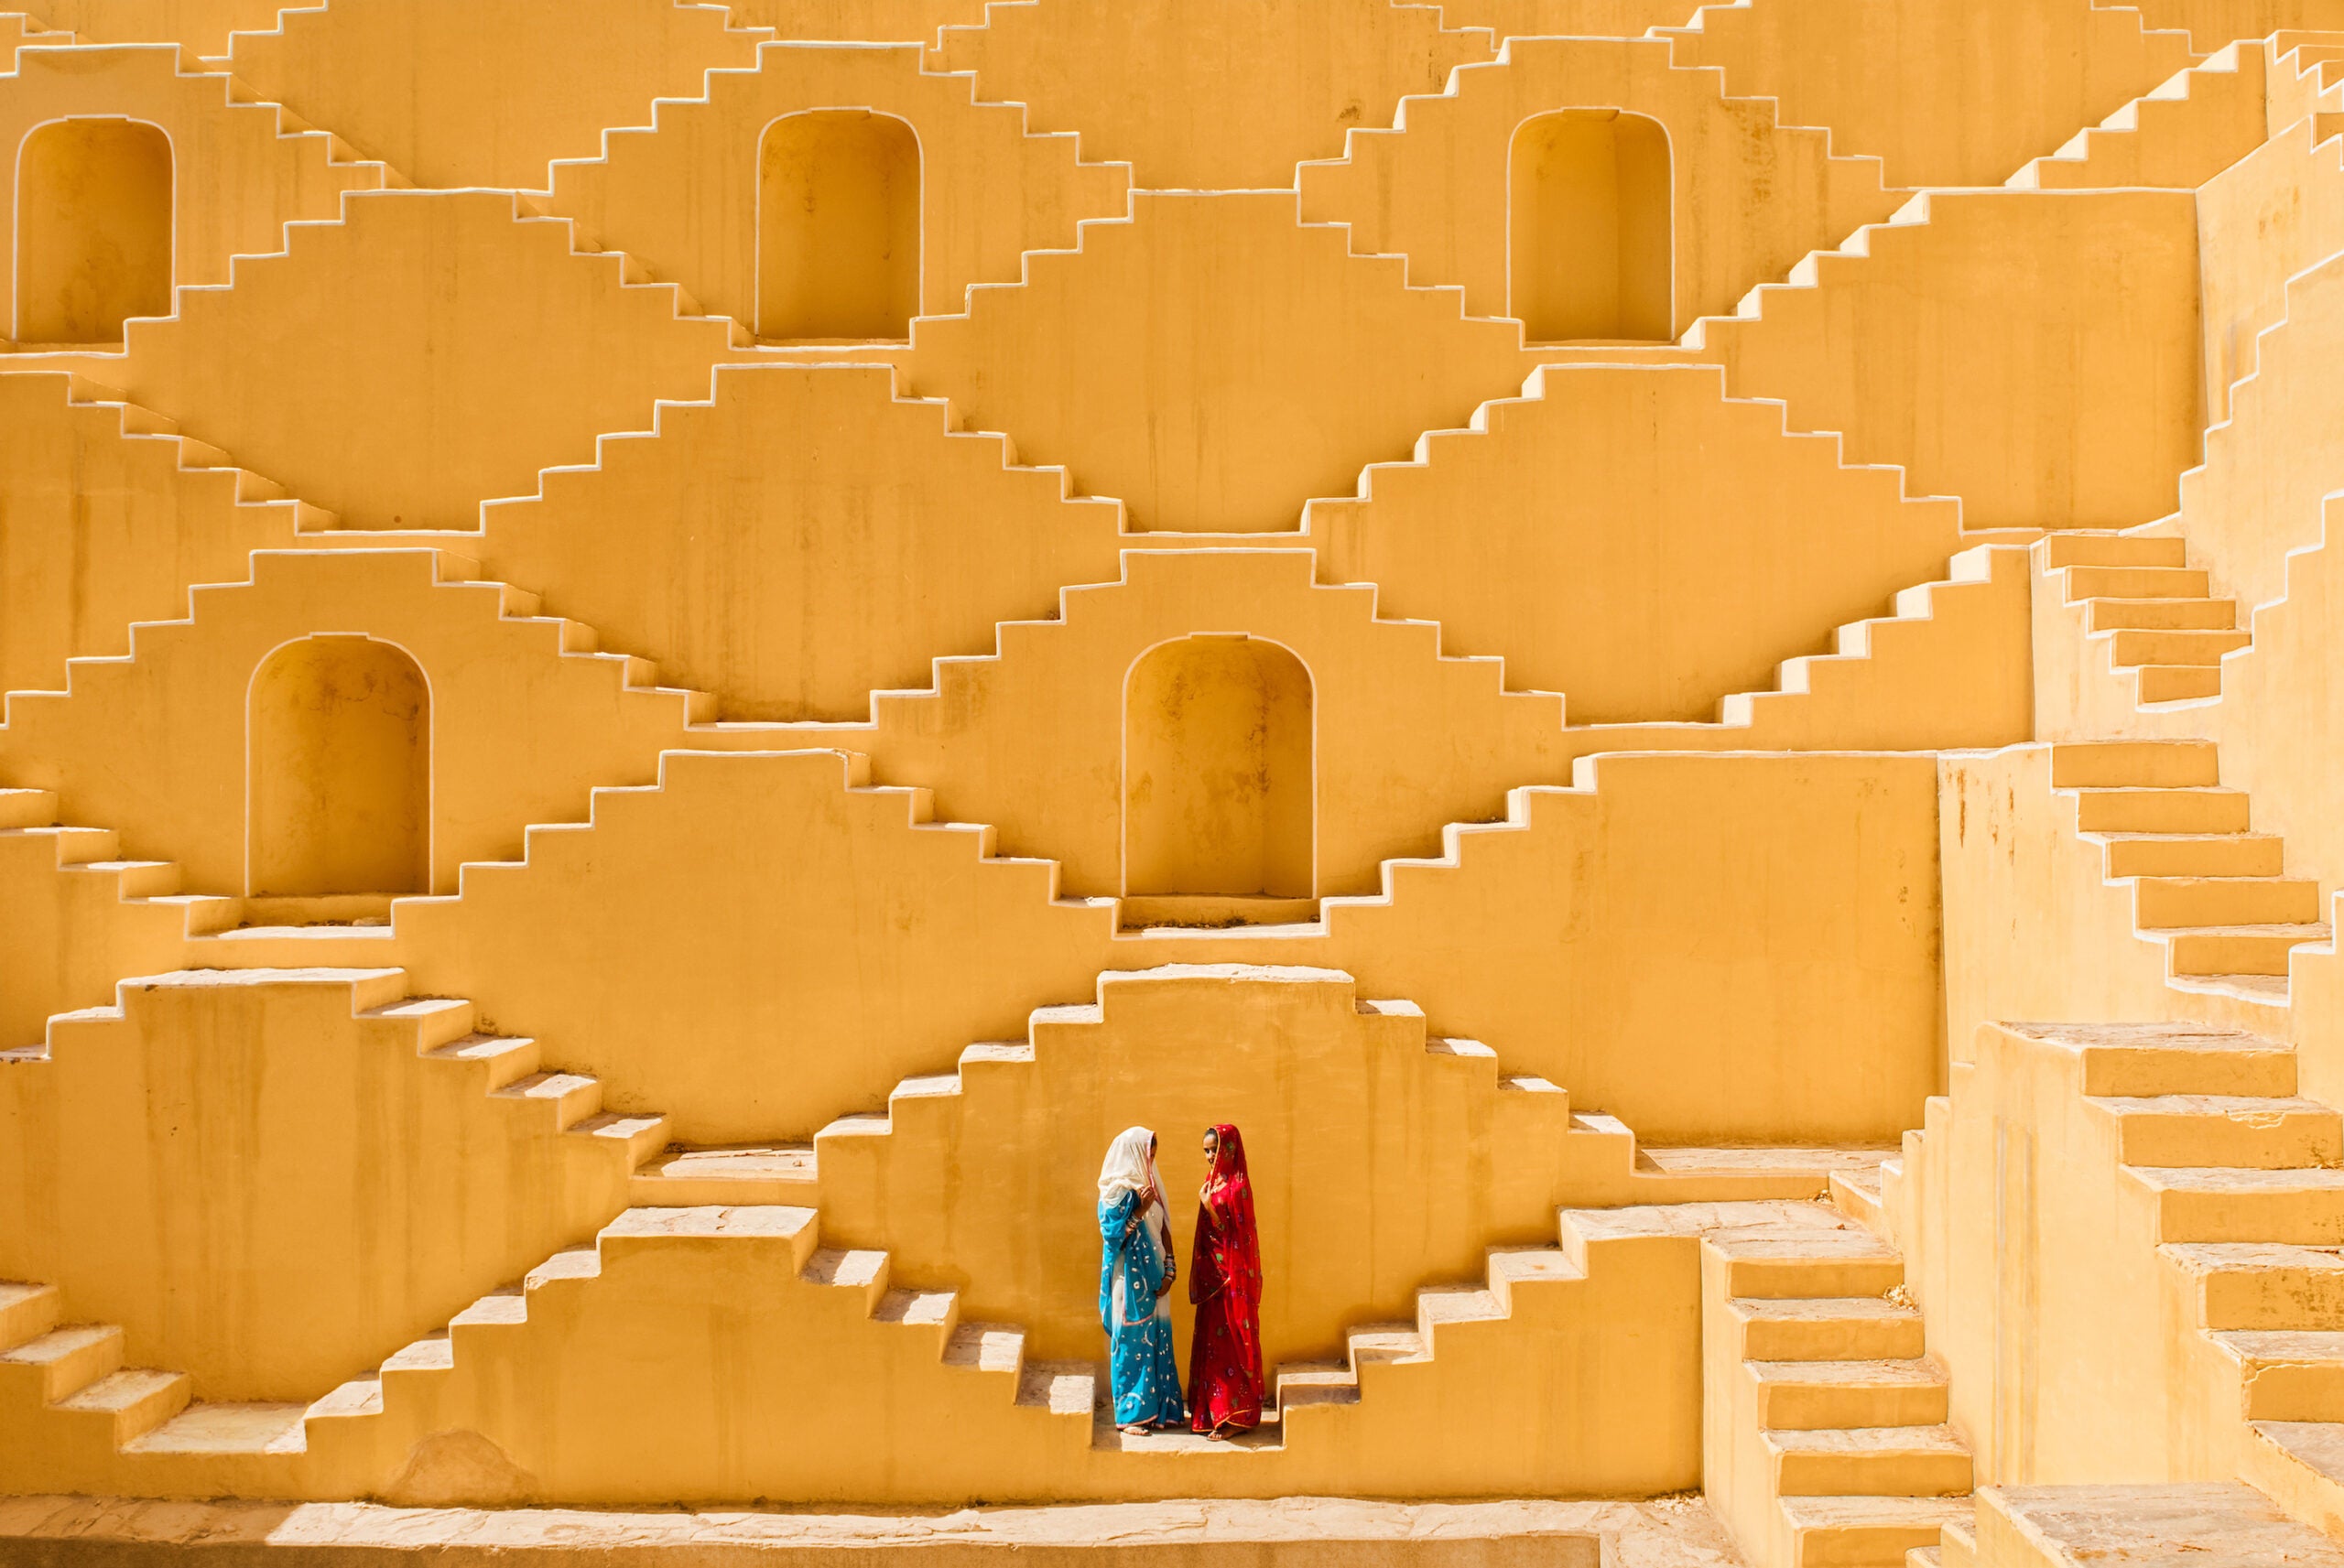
(2042, 534), (2250, 707)
(2006, 42), (2268, 191)
(1706, 1212), (1970, 1568)
(2052, 741), (2328, 1007)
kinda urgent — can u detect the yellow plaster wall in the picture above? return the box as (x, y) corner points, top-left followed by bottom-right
(0, 824), (184, 1048)
(2196, 113), (2344, 427)
(103, 189), (741, 528)
(0, 968), (638, 1400)
(0, 374), (300, 695)
(0, 44), (383, 342)
(2132, 0), (2344, 52)
(1297, 35), (1897, 330)
(0, 550), (700, 894)
(475, 363), (1125, 722)
(855, 550), (1570, 895)
(1894, 1021), (2284, 1487)
(18, 0), (282, 56)
(541, 43), (1130, 330)
(2183, 204), (2344, 613)
(1662, 0), (2198, 189)
(933, 0), (1492, 189)
(721, 0), (991, 41)
(223, 0), (765, 191)
(815, 967), (1581, 1366)
(1306, 363), (1965, 723)
(243, 1206), (1705, 1505)
(895, 190), (1531, 531)
(364, 748), (1942, 1146)
(1691, 190), (2204, 531)
(1936, 746), (2223, 1066)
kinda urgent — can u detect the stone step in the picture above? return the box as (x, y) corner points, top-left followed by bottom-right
(1764, 1424), (1972, 1498)
(1977, 1482), (2344, 1568)
(1748, 1358), (1948, 1431)
(2164, 1243), (2344, 1330)
(0, 1324), (124, 1400)
(2088, 1095), (2341, 1168)
(1710, 1233), (1904, 1299)
(0, 1283), (61, 1352)
(54, 1367), (192, 1445)
(2208, 1330), (2344, 1420)
(2131, 1167), (2344, 1244)
(2163, 924), (2330, 978)
(1778, 1495), (1971, 1568)
(2060, 1023), (2295, 1098)
(1731, 1298), (1926, 1362)
(628, 1144), (819, 1206)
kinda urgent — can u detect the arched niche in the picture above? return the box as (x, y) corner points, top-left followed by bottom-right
(247, 635), (430, 897)
(1507, 108), (1672, 344)
(14, 116), (173, 344)
(1123, 633), (1314, 900)
(756, 109), (920, 342)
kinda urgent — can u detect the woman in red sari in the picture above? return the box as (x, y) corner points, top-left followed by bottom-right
(1187, 1123), (1264, 1438)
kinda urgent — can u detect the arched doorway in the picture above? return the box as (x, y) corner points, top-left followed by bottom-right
(1123, 634), (1313, 903)
(756, 109), (919, 341)
(15, 117), (172, 344)
(1508, 109), (1671, 344)
(247, 636), (429, 897)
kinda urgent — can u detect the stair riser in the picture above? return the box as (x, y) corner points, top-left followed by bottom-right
(2107, 631), (2251, 665)
(2083, 1049), (2295, 1098)
(1742, 1322), (1926, 1362)
(1790, 1519), (1957, 1568)
(2156, 1193), (2344, 1246)
(1756, 1385), (1948, 1430)
(2086, 600), (2237, 632)
(2138, 666), (2225, 703)
(2103, 839), (2286, 879)
(2167, 933), (2318, 978)
(2075, 795), (2252, 833)
(1774, 1451), (1974, 1498)
(2117, 1116), (2343, 1170)
(2063, 567), (2209, 598)
(1727, 1260), (1905, 1300)
(2050, 744), (2219, 789)
(2239, 1362), (2344, 1422)
(2045, 537), (2188, 568)
(2134, 881), (2323, 928)
(2196, 1271), (2344, 1330)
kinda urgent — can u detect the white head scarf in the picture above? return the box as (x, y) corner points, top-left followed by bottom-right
(1098, 1125), (1163, 1210)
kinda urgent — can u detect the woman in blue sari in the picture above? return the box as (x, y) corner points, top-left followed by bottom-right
(1097, 1126), (1186, 1433)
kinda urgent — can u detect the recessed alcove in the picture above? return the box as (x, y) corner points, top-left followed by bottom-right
(246, 634), (430, 901)
(1507, 108), (1671, 344)
(14, 115), (173, 344)
(1122, 633), (1314, 925)
(755, 108), (920, 341)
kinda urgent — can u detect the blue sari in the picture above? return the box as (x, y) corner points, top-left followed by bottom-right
(1098, 1189), (1186, 1427)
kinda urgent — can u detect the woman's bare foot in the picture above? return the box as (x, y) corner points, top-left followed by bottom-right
(1205, 1426), (1230, 1442)
(1120, 1422), (1151, 1436)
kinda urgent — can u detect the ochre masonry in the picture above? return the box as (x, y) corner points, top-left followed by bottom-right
(6, 4), (2344, 1567)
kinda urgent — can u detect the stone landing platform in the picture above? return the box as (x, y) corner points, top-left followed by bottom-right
(0, 1495), (1745, 1567)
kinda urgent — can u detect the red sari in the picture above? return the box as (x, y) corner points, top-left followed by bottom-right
(1187, 1122), (1264, 1433)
